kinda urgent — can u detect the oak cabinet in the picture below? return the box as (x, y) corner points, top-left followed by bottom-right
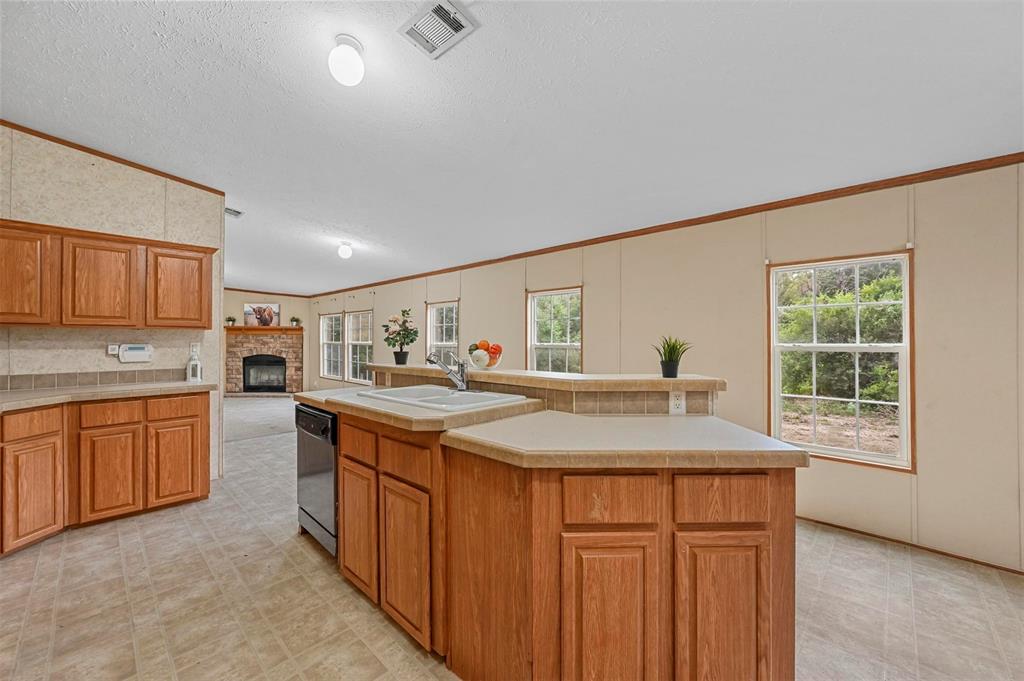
(0, 226), (60, 324)
(340, 457), (379, 602)
(379, 474), (431, 648)
(62, 235), (145, 327)
(2, 433), (64, 552)
(674, 531), (771, 681)
(146, 417), (203, 508)
(79, 424), (144, 523)
(561, 532), (660, 681)
(145, 246), (212, 328)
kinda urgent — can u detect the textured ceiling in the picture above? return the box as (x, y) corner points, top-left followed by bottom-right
(2, 1), (1021, 295)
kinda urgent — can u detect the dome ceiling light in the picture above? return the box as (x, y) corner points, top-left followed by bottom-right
(337, 242), (353, 259)
(328, 34), (364, 87)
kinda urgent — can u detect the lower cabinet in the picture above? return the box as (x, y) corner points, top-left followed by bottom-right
(146, 417), (202, 508)
(379, 474), (431, 648)
(340, 457), (379, 602)
(561, 532), (660, 681)
(79, 424), (144, 522)
(1, 433), (64, 552)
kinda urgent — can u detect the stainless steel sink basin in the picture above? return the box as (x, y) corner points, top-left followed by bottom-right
(358, 385), (526, 412)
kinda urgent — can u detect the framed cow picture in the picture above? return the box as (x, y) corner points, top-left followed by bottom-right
(244, 303), (280, 327)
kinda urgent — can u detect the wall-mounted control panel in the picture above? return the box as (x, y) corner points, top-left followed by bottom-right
(117, 344), (154, 363)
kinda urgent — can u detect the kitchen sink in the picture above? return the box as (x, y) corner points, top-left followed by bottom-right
(358, 385), (527, 412)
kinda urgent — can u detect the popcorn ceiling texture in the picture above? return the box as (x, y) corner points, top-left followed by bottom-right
(1, 2), (1020, 295)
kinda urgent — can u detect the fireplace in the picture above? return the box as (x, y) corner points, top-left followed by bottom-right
(243, 354), (286, 393)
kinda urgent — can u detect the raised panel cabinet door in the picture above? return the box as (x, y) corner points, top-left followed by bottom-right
(2, 434), (64, 552)
(145, 417), (201, 508)
(79, 424), (144, 522)
(339, 457), (379, 603)
(0, 226), (59, 324)
(62, 236), (144, 326)
(379, 474), (431, 649)
(674, 531), (771, 681)
(561, 532), (659, 681)
(146, 247), (212, 328)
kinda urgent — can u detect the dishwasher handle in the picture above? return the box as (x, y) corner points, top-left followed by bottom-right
(295, 404), (336, 444)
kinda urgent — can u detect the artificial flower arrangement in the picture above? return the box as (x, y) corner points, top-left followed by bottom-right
(383, 309), (419, 364)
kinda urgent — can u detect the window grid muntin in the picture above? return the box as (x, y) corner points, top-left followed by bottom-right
(771, 255), (909, 467)
(529, 289), (582, 373)
(320, 314), (344, 380)
(345, 310), (373, 384)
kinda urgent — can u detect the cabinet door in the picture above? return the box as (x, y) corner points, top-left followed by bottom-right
(80, 424), (144, 522)
(145, 417), (202, 508)
(339, 457), (379, 603)
(0, 227), (60, 324)
(674, 531), (771, 681)
(379, 474), (431, 649)
(2, 434), (64, 552)
(62, 236), (144, 326)
(146, 246), (212, 328)
(561, 532), (659, 681)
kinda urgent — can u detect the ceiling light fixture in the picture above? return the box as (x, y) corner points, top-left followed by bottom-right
(328, 34), (365, 87)
(337, 242), (353, 259)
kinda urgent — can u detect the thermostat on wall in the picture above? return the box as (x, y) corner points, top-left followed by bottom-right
(118, 344), (153, 363)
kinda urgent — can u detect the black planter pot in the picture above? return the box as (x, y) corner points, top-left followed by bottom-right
(660, 360), (679, 378)
(393, 351), (409, 365)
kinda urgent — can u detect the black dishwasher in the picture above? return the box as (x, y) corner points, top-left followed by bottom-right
(295, 404), (337, 555)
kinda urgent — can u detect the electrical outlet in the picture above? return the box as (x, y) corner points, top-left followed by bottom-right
(669, 391), (686, 415)
(190, 342), (200, 354)
(107, 344), (119, 356)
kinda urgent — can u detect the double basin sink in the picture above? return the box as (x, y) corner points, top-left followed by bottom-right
(359, 385), (526, 412)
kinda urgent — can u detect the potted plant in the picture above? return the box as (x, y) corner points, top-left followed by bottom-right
(225, 316), (236, 327)
(383, 309), (418, 365)
(653, 336), (692, 378)
(290, 316), (301, 327)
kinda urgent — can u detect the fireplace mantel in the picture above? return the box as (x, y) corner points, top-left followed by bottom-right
(225, 326), (303, 335)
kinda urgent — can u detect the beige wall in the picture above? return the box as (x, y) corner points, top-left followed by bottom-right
(311, 164), (1023, 571)
(0, 127), (226, 479)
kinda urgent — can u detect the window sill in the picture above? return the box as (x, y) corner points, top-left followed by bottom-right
(806, 450), (915, 474)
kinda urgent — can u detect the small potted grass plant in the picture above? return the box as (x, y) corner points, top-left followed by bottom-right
(225, 316), (236, 327)
(383, 309), (419, 365)
(290, 316), (301, 327)
(653, 336), (692, 378)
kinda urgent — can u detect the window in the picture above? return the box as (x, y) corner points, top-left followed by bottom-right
(320, 314), (343, 380)
(528, 288), (582, 373)
(427, 302), (459, 364)
(345, 310), (373, 384)
(771, 253), (911, 468)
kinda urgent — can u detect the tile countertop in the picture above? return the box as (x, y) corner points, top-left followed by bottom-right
(440, 411), (810, 469)
(0, 381), (218, 413)
(367, 363), (726, 392)
(293, 387), (546, 432)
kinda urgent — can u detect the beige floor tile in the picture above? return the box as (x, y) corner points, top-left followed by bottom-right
(295, 630), (388, 681)
(272, 602), (351, 656)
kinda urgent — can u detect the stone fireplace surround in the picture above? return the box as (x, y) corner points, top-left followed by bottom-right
(225, 327), (303, 394)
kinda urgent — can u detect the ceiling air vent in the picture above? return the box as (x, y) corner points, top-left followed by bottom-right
(224, 207), (244, 218)
(400, 1), (476, 60)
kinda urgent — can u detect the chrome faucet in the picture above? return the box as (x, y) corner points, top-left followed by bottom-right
(426, 352), (468, 391)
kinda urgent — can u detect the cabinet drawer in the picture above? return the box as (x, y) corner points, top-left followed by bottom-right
(673, 474), (769, 524)
(80, 400), (144, 428)
(340, 423), (377, 466)
(378, 437), (430, 489)
(2, 406), (62, 442)
(562, 475), (658, 525)
(146, 395), (203, 421)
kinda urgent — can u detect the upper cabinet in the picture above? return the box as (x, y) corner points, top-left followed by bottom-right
(0, 220), (216, 329)
(0, 226), (60, 324)
(146, 246), (212, 328)
(62, 235), (145, 327)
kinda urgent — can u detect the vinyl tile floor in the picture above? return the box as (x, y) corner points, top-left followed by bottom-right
(1, 397), (1022, 680)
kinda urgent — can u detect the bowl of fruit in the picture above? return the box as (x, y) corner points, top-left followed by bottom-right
(468, 340), (503, 369)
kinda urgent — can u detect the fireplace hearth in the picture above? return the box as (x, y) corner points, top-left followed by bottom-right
(243, 354), (286, 393)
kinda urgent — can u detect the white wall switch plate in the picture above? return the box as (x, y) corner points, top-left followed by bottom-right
(189, 342), (200, 354)
(107, 344), (119, 356)
(669, 391), (686, 415)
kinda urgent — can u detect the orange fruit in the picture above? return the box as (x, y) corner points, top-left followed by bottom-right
(487, 355), (498, 367)
(476, 340), (490, 351)
(488, 343), (502, 356)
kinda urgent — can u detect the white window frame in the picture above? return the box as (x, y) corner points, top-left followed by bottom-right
(345, 310), (374, 385)
(320, 313), (344, 380)
(770, 253), (912, 469)
(426, 301), (459, 364)
(528, 288), (582, 373)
